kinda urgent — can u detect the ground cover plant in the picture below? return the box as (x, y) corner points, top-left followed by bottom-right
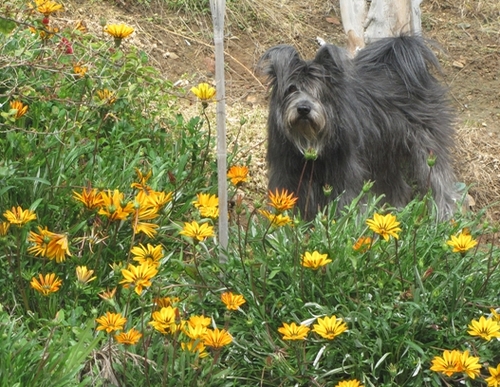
(1, 1), (500, 386)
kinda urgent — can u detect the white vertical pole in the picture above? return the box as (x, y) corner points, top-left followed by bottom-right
(210, 0), (228, 263)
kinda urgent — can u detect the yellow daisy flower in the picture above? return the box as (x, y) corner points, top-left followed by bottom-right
(352, 236), (372, 252)
(278, 322), (310, 340)
(76, 266), (96, 284)
(366, 212), (402, 241)
(467, 316), (500, 341)
(28, 226), (71, 262)
(183, 323), (208, 340)
(73, 187), (104, 210)
(3, 206), (36, 226)
(447, 232), (478, 254)
(259, 209), (293, 227)
(0, 221), (10, 236)
(190, 83), (216, 101)
(9, 100), (28, 119)
(149, 306), (180, 335)
(312, 315), (348, 340)
(458, 350), (481, 379)
(430, 349), (462, 377)
(98, 189), (135, 221)
(179, 221), (214, 242)
(73, 63), (88, 78)
(187, 314), (211, 328)
(193, 193), (219, 219)
(98, 287), (117, 301)
(120, 262), (158, 296)
(203, 328), (232, 349)
(131, 243), (163, 267)
(96, 89), (117, 105)
(221, 292), (246, 311)
(227, 165), (249, 185)
(30, 273), (62, 296)
(153, 297), (180, 309)
(335, 380), (364, 387)
(301, 251), (332, 270)
(486, 363), (500, 387)
(96, 312), (127, 333)
(268, 188), (298, 212)
(104, 23), (134, 39)
(181, 340), (209, 358)
(37, 0), (63, 16)
(115, 328), (142, 345)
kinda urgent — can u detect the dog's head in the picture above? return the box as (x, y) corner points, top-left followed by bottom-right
(258, 44), (351, 155)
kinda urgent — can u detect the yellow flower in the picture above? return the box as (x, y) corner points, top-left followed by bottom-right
(131, 243), (163, 268)
(190, 83), (216, 101)
(335, 381), (364, 387)
(183, 323), (208, 340)
(486, 363), (500, 387)
(268, 188), (298, 212)
(193, 193), (219, 219)
(187, 315), (211, 328)
(98, 189), (134, 221)
(458, 350), (481, 379)
(96, 312), (127, 333)
(491, 309), (500, 322)
(366, 213), (402, 241)
(98, 287), (117, 301)
(47, 233), (71, 263)
(3, 206), (36, 226)
(131, 168), (152, 191)
(30, 273), (62, 296)
(221, 292), (246, 311)
(430, 349), (462, 377)
(37, 0), (63, 16)
(227, 165), (249, 186)
(149, 306), (179, 334)
(115, 328), (142, 345)
(203, 328), (232, 349)
(447, 232), (478, 254)
(120, 262), (158, 296)
(9, 100), (28, 119)
(73, 187), (104, 210)
(104, 23), (134, 39)
(27, 226), (71, 262)
(96, 89), (117, 105)
(73, 64), (88, 78)
(0, 222), (10, 236)
(76, 266), (96, 284)
(74, 20), (87, 33)
(278, 322), (310, 340)
(181, 340), (209, 358)
(467, 316), (500, 341)
(179, 221), (214, 242)
(259, 209), (292, 227)
(312, 315), (348, 340)
(352, 236), (372, 252)
(301, 251), (332, 270)
(153, 297), (180, 309)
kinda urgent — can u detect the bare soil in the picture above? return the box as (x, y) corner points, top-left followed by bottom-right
(66, 0), (500, 217)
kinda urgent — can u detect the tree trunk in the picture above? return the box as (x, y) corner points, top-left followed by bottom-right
(339, 0), (422, 55)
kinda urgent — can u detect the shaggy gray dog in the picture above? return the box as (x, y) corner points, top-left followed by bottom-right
(258, 35), (457, 219)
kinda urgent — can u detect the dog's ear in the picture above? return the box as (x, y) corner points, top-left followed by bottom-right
(314, 44), (351, 75)
(257, 45), (301, 84)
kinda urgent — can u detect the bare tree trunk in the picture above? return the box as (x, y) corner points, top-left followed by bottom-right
(339, 0), (422, 55)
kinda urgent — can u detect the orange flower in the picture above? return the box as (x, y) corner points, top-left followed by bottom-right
(268, 189), (298, 212)
(30, 273), (62, 296)
(221, 292), (246, 310)
(227, 165), (249, 185)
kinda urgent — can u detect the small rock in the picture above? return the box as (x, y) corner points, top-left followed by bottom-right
(452, 60), (464, 69)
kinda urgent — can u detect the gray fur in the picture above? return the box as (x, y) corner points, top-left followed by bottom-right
(258, 35), (457, 219)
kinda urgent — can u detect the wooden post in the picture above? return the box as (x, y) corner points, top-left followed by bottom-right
(210, 0), (228, 263)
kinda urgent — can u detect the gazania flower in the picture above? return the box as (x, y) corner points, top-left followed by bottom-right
(30, 273), (62, 296)
(203, 328), (232, 349)
(76, 266), (96, 284)
(120, 262), (158, 296)
(154, 297), (180, 309)
(179, 221), (214, 242)
(268, 189), (298, 212)
(3, 206), (36, 225)
(227, 165), (249, 185)
(96, 89), (117, 105)
(28, 226), (71, 262)
(131, 168), (152, 191)
(98, 189), (134, 221)
(312, 315), (348, 340)
(221, 292), (246, 310)
(301, 251), (332, 270)
(366, 212), (402, 241)
(136, 189), (173, 212)
(181, 340), (209, 358)
(278, 322), (310, 340)
(96, 312), (127, 333)
(447, 232), (478, 254)
(430, 349), (462, 377)
(104, 23), (134, 39)
(491, 309), (500, 322)
(149, 306), (180, 334)
(259, 209), (292, 227)
(352, 236), (372, 252)
(459, 350), (481, 379)
(73, 63), (88, 78)
(47, 233), (71, 263)
(98, 287), (117, 301)
(37, 0), (63, 16)
(467, 316), (500, 341)
(183, 323), (208, 340)
(73, 187), (104, 210)
(193, 193), (219, 219)
(131, 243), (163, 267)
(191, 83), (216, 102)
(335, 381), (364, 387)
(9, 100), (28, 119)
(0, 222), (10, 236)
(486, 363), (500, 387)
(134, 222), (159, 238)
(187, 314), (211, 328)
(115, 328), (142, 345)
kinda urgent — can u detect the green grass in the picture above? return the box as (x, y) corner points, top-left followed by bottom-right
(1, 1), (500, 386)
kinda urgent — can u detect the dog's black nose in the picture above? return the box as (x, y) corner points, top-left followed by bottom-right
(297, 105), (311, 116)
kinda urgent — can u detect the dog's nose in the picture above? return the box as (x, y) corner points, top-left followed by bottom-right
(297, 105), (311, 116)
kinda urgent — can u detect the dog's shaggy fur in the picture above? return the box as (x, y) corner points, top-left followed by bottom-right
(258, 35), (457, 219)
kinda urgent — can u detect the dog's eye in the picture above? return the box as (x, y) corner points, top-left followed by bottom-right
(286, 85), (298, 95)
